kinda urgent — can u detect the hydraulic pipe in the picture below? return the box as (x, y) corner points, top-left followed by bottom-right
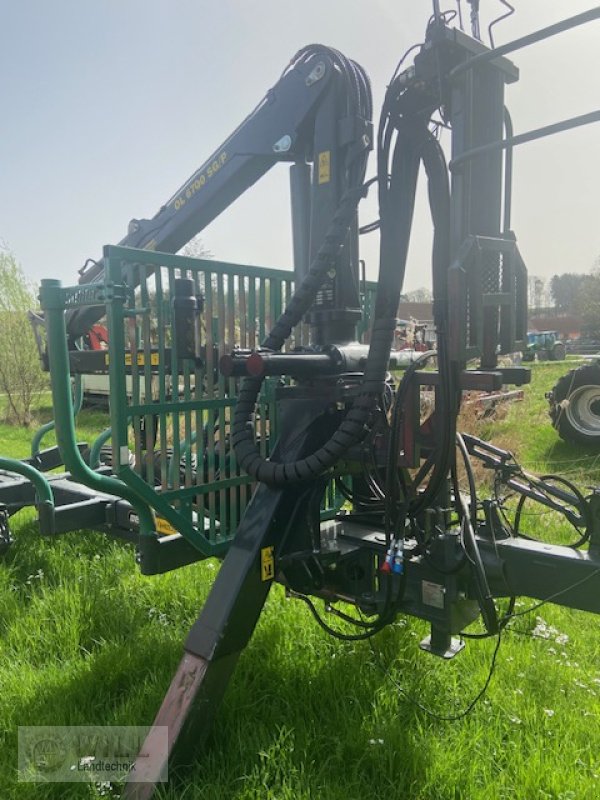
(0, 457), (55, 534)
(220, 347), (425, 378)
(31, 373), (84, 458)
(89, 426), (114, 470)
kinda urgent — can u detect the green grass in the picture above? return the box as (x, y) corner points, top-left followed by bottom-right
(0, 395), (109, 460)
(2, 365), (600, 798)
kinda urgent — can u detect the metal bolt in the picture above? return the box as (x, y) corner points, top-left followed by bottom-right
(306, 61), (326, 86)
(273, 135), (292, 153)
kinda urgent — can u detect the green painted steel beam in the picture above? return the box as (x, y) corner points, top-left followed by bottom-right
(39, 246), (366, 560)
(103, 244), (295, 283)
(0, 457), (55, 534)
(89, 426), (114, 470)
(31, 374), (84, 458)
(40, 278), (156, 537)
(102, 253), (230, 556)
(127, 398), (235, 417)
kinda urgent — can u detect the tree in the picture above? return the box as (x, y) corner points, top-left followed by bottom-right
(402, 287), (432, 303)
(177, 234), (215, 295)
(549, 273), (585, 312)
(572, 267), (600, 339)
(0, 248), (47, 425)
(178, 235), (213, 260)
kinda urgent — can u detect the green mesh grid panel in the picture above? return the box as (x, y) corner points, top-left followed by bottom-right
(98, 246), (377, 555)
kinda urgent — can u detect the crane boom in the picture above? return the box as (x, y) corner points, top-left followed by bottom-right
(66, 46), (372, 343)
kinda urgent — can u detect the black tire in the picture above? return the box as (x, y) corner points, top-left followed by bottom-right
(549, 363), (600, 445)
(551, 342), (566, 361)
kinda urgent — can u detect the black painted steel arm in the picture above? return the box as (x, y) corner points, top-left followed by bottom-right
(67, 45), (371, 341)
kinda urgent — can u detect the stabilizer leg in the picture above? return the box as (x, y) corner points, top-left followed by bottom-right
(121, 651), (238, 799)
(122, 483), (283, 798)
(123, 394), (332, 799)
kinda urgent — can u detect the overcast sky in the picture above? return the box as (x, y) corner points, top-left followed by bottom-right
(1, 1), (598, 292)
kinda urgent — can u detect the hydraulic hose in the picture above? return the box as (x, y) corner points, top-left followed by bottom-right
(233, 81), (439, 488)
(236, 113), (425, 478)
(232, 184), (374, 485)
(409, 132), (458, 516)
(233, 54), (458, 492)
(232, 51), (377, 486)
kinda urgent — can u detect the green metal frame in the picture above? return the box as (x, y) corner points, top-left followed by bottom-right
(0, 457), (55, 533)
(39, 247), (377, 560)
(101, 246), (296, 557)
(40, 278), (156, 537)
(31, 374), (84, 458)
(89, 425), (115, 470)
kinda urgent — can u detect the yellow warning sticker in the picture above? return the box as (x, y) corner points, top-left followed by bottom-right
(156, 516), (178, 536)
(143, 352), (159, 366)
(318, 151), (331, 184)
(261, 546), (275, 581)
(104, 352), (159, 367)
(122, 351), (160, 367)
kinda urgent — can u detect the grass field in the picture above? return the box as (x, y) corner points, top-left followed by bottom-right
(2, 363), (600, 799)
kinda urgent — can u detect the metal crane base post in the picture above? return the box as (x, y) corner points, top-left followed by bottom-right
(123, 391), (340, 798)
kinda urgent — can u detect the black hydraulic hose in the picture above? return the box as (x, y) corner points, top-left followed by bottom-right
(379, 124), (449, 520)
(233, 118), (424, 486)
(385, 349), (436, 543)
(453, 432), (500, 636)
(233, 66), (455, 491)
(409, 133), (459, 516)
(422, 134), (450, 309)
(375, 112), (456, 523)
(376, 122), (423, 320)
(459, 493), (499, 635)
(456, 432), (478, 526)
(232, 53), (374, 486)
(232, 187), (366, 476)
(513, 473), (590, 548)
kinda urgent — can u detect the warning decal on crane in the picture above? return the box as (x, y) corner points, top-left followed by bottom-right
(261, 546), (275, 581)
(318, 151), (331, 184)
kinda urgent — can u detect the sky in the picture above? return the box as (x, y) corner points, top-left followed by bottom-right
(1, 1), (599, 293)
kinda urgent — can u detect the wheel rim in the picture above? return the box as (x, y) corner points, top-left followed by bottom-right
(565, 385), (600, 437)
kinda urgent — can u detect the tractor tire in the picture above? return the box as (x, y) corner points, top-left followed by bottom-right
(550, 342), (566, 361)
(548, 363), (600, 445)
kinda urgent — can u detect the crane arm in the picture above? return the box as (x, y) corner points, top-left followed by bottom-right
(67, 46), (372, 342)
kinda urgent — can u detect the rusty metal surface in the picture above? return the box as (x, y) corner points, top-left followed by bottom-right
(122, 652), (209, 798)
